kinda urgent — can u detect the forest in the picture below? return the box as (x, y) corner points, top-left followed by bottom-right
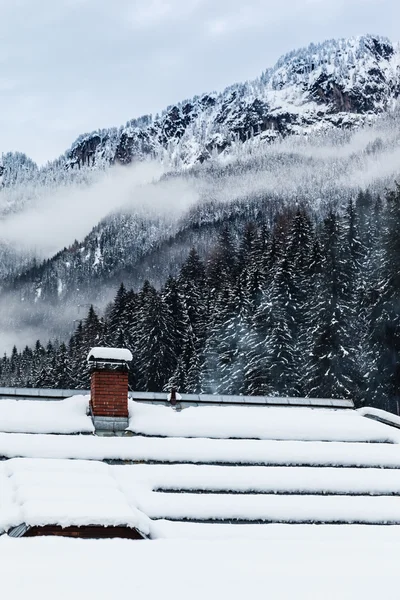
(1, 183), (400, 413)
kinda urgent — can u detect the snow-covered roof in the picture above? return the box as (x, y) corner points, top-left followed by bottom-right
(2, 394), (400, 539)
(0, 459), (150, 536)
(87, 347), (133, 362)
(0, 395), (93, 434)
(0, 396), (397, 441)
(114, 462), (400, 526)
(127, 402), (396, 442)
(5, 455), (400, 537)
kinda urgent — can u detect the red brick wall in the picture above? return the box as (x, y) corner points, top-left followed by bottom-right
(90, 370), (129, 417)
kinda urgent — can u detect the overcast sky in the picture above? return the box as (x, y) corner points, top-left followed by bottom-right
(0, 0), (398, 165)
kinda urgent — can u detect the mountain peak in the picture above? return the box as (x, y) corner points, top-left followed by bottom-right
(2, 34), (400, 185)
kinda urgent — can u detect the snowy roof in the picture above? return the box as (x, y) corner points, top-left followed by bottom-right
(5, 455), (400, 537)
(0, 459), (150, 536)
(2, 393), (400, 538)
(0, 395), (396, 441)
(127, 402), (396, 442)
(0, 395), (93, 434)
(87, 347), (133, 363)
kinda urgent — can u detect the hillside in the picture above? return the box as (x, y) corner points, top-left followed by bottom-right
(1, 34), (399, 189)
(1, 33), (400, 351)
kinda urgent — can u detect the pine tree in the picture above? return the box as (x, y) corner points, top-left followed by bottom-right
(367, 185), (400, 411)
(202, 282), (248, 395)
(53, 342), (73, 389)
(207, 227), (237, 297)
(306, 212), (360, 399)
(286, 209), (315, 394)
(242, 286), (274, 395)
(35, 341), (56, 388)
(106, 283), (128, 346)
(136, 281), (175, 391)
(265, 256), (298, 396)
(162, 276), (185, 366)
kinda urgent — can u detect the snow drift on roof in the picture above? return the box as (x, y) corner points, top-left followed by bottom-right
(113, 463), (400, 525)
(0, 459), (150, 535)
(0, 395), (94, 434)
(132, 490), (400, 524)
(128, 402), (398, 442)
(2, 434), (400, 465)
(113, 463), (400, 496)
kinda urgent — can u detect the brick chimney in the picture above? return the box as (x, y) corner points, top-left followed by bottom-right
(87, 347), (133, 433)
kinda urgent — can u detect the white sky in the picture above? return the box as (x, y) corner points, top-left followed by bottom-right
(0, 0), (398, 165)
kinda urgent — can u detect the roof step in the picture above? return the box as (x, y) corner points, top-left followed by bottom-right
(150, 517), (400, 525)
(154, 488), (400, 497)
(137, 492), (400, 524)
(129, 433), (393, 444)
(115, 459), (400, 469)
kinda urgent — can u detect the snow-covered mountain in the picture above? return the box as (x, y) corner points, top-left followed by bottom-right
(1, 33), (400, 352)
(56, 34), (400, 170)
(1, 34), (399, 187)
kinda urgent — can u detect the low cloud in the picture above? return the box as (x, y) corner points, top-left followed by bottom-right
(0, 110), (400, 354)
(0, 161), (198, 256)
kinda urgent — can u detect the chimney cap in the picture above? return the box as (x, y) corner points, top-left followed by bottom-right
(87, 347), (133, 364)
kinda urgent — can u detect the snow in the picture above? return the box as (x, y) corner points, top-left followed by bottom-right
(0, 459), (150, 535)
(132, 491), (400, 524)
(128, 402), (399, 442)
(113, 463), (400, 524)
(358, 406), (400, 428)
(87, 347), (133, 362)
(92, 246), (102, 267)
(150, 520), (400, 540)
(2, 434), (400, 466)
(113, 463), (400, 496)
(1, 536), (400, 599)
(0, 468), (19, 534)
(2, 397), (400, 539)
(0, 395), (94, 434)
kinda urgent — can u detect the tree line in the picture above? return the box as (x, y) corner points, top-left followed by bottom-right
(1, 184), (400, 412)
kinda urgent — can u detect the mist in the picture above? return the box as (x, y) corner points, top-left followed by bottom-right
(0, 161), (198, 257)
(2, 109), (400, 355)
(199, 109), (400, 207)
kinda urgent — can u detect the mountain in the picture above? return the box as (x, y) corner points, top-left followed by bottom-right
(50, 34), (400, 170)
(1, 33), (400, 352)
(1, 33), (399, 187)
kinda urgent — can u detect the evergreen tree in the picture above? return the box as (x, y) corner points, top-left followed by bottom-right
(53, 342), (73, 389)
(367, 185), (400, 411)
(136, 281), (175, 391)
(306, 212), (360, 399)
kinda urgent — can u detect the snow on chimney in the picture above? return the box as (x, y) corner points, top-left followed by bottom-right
(87, 347), (133, 433)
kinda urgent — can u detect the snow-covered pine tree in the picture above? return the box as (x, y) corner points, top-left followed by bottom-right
(367, 185), (400, 411)
(264, 256), (298, 396)
(285, 209), (315, 394)
(106, 283), (128, 345)
(305, 211), (360, 399)
(52, 342), (73, 389)
(35, 341), (56, 388)
(136, 281), (175, 391)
